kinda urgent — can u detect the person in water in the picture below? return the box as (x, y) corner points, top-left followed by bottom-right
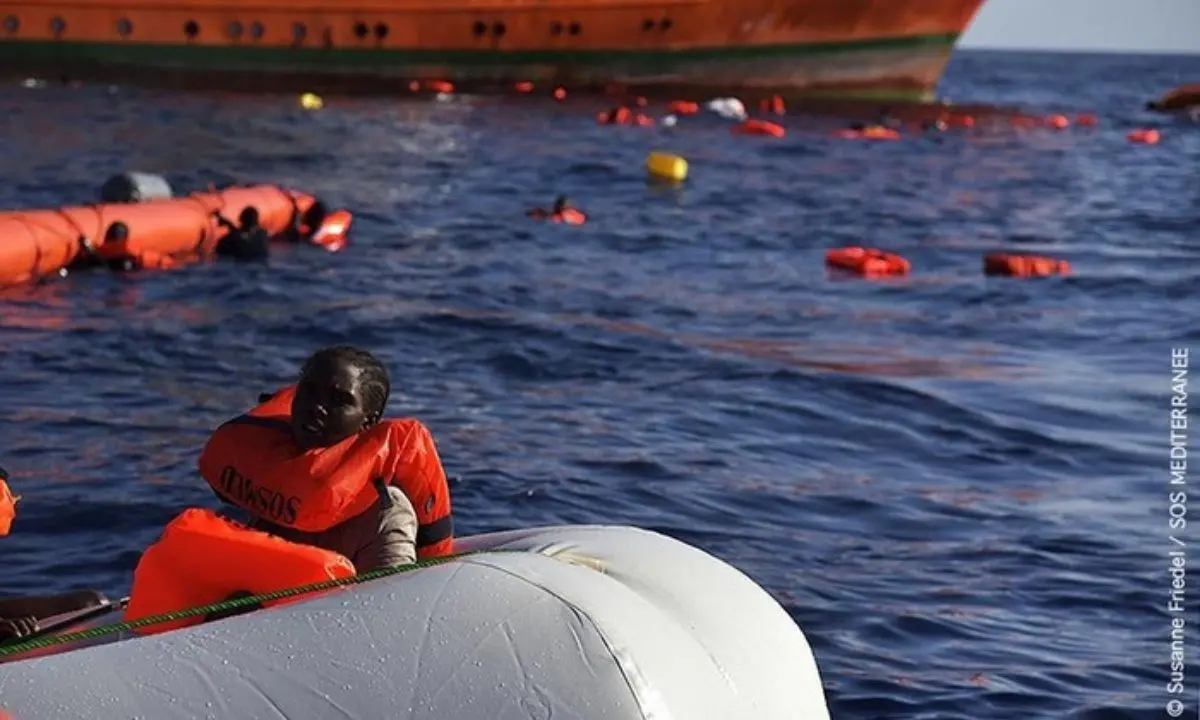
(0, 465), (109, 641)
(198, 346), (455, 572)
(213, 206), (270, 261)
(527, 195), (586, 224)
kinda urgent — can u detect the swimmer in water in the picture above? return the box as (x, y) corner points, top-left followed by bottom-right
(531, 195), (586, 224)
(213, 206), (269, 261)
(198, 346), (455, 572)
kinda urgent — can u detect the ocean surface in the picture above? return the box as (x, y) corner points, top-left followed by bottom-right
(1, 49), (1198, 718)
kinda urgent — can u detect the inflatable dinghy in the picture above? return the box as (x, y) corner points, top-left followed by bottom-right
(0, 183), (350, 286)
(0, 525), (830, 719)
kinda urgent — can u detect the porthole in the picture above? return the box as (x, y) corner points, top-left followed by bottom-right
(183, 20), (199, 38)
(373, 22), (388, 40)
(550, 21), (563, 35)
(353, 22), (368, 39)
(249, 21), (264, 40)
(660, 18), (672, 30)
(292, 22), (306, 42)
(641, 18), (655, 31)
(3, 15), (18, 34)
(228, 20), (243, 39)
(472, 20), (486, 37)
(492, 21), (505, 37)
(116, 17), (133, 36)
(50, 16), (66, 36)
(568, 22), (581, 35)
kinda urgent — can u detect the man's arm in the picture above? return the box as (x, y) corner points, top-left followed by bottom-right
(355, 486), (418, 572)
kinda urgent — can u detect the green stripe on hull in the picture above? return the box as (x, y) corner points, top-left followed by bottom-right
(0, 32), (959, 101)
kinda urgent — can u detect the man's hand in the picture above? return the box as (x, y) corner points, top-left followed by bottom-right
(0, 616), (38, 641)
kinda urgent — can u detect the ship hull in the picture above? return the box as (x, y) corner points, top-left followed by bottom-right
(0, 0), (986, 101)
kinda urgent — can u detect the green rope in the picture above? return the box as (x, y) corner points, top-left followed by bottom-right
(0, 550), (495, 659)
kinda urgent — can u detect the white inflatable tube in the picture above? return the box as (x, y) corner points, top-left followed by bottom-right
(0, 525), (830, 719)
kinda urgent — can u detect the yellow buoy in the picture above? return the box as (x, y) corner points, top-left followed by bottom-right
(646, 151), (688, 182)
(299, 92), (323, 110)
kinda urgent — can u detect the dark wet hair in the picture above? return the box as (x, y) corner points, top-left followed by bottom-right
(238, 206), (260, 228)
(300, 346), (391, 421)
(0, 464), (7, 481)
(552, 195), (569, 213)
(104, 222), (129, 243)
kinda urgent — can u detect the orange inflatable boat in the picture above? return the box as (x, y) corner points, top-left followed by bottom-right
(0, 184), (350, 287)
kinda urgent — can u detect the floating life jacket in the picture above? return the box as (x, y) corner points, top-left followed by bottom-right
(123, 507), (356, 635)
(982, 253), (1070, 277)
(825, 247), (911, 277)
(197, 385), (454, 558)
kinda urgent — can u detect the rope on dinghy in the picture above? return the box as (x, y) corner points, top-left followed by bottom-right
(0, 549), (506, 659)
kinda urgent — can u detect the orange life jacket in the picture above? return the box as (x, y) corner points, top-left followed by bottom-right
(552, 208), (587, 225)
(124, 507), (356, 635)
(197, 385), (455, 558)
(0, 477), (15, 536)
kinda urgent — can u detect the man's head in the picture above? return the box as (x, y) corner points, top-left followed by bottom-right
(290, 346), (391, 450)
(238, 206), (260, 230)
(103, 222), (129, 244)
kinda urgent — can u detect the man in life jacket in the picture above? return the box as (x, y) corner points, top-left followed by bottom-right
(198, 346), (454, 572)
(526, 195), (586, 224)
(0, 465), (109, 641)
(213, 206), (269, 261)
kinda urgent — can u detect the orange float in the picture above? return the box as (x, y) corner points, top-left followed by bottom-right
(124, 507), (356, 635)
(983, 254), (1069, 277)
(311, 209), (353, 252)
(1046, 114), (1069, 129)
(597, 106), (633, 125)
(825, 247), (910, 277)
(1075, 113), (1099, 127)
(0, 185), (342, 287)
(732, 119), (786, 137)
(760, 95), (786, 115)
(668, 101), (700, 115)
(834, 125), (900, 140)
(1128, 129), (1161, 145)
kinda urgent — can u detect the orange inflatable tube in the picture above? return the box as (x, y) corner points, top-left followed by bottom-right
(826, 247), (911, 277)
(983, 253), (1070, 277)
(0, 185), (320, 287)
(123, 507), (356, 635)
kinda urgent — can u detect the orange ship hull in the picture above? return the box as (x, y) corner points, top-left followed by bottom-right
(0, 0), (986, 101)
